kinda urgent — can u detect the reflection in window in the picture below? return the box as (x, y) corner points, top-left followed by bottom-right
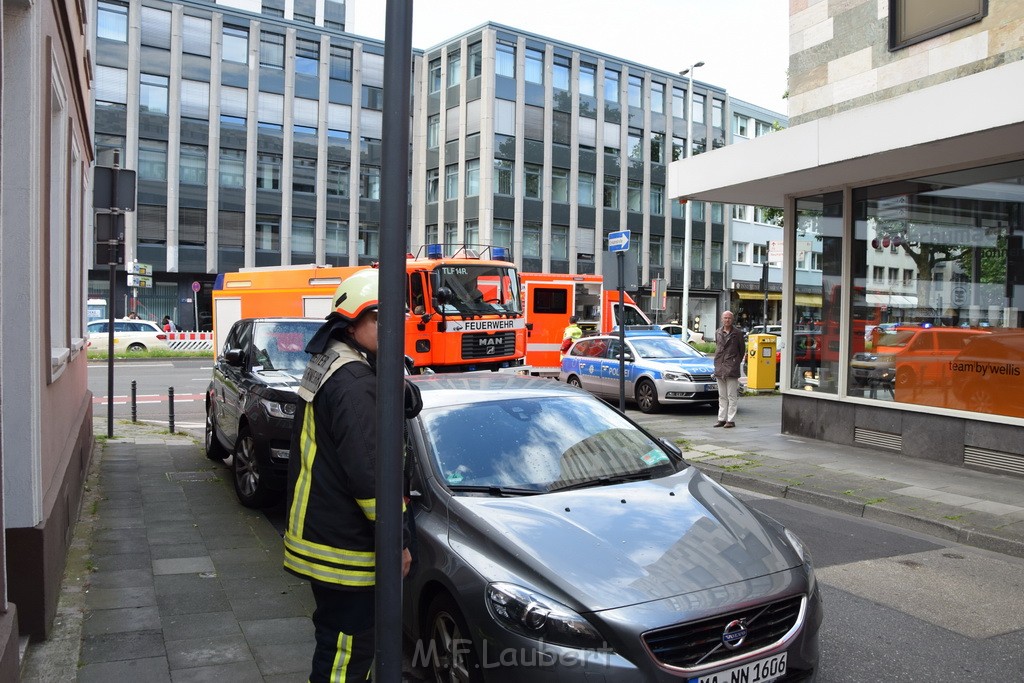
(223, 27), (248, 63)
(579, 63), (596, 98)
(97, 2), (128, 41)
(525, 48), (544, 85)
(496, 42), (515, 78)
(524, 164), (542, 200)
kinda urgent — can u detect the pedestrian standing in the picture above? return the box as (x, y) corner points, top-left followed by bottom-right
(560, 315), (583, 359)
(162, 315), (176, 332)
(714, 310), (745, 428)
(284, 268), (422, 683)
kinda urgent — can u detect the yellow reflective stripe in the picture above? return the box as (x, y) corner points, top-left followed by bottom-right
(284, 552), (376, 587)
(287, 402), (318, 536)
(355, 497), (376, 521)
(331, 632), (352, 683)
(284, 531), (375, 567)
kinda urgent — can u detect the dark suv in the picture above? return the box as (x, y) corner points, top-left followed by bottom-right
(205, 317), (322, 508)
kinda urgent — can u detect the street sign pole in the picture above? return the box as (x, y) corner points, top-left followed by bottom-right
(106, 151), (122, 438)
(618, 250), (626, 412)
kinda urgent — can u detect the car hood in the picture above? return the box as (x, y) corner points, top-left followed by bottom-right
(447, 468), (799, 613)
(252, 369), (304, 391)
(639, 358), (715, 374)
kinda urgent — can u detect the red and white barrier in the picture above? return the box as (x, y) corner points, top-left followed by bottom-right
(166, 331), (215, 351)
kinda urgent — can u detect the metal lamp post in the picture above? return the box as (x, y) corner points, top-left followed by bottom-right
(679, 61), (703, 333)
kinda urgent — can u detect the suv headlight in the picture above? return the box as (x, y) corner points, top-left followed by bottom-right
(260, 398), (296, 419)
(663, 371), (691, 381)
(486, 582), (605, 649)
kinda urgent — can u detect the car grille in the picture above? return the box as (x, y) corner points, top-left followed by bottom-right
(691, 373), (715, 383)
(461, 331), (516, 359)
(642, 595), (804, 671)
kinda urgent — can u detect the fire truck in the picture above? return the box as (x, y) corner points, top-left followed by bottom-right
(519, 272), (651, 375)
(211, 245), (525, 372)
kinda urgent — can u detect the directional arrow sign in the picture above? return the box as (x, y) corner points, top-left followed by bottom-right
(608, 230), (631, 252)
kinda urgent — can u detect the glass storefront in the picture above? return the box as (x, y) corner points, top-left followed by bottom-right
(790, 160), (1024, 421)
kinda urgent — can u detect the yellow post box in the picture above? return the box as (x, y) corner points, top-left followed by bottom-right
(746, 333), (778, 391)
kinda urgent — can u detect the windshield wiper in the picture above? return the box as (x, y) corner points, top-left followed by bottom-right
(551, 469), (662, 492)
(447, 484), (544, 497)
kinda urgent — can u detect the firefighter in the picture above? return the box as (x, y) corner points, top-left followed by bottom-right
(560, 316), (584, 359)
(284, 268), (422, 682)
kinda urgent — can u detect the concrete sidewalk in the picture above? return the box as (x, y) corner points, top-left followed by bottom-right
(19, 401), (1024, 680)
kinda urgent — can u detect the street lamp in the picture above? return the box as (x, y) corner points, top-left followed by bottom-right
(679, 61), (704, 334)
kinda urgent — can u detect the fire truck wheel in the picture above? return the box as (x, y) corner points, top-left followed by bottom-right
(635, 378), (661, 414)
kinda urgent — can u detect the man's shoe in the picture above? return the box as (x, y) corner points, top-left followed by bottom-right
(723, 422), (735, 428)
(713, 421), (726, 427)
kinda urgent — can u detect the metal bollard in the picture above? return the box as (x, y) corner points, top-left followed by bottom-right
(168, 386), (175, 433)
(131, 380), (137, 423)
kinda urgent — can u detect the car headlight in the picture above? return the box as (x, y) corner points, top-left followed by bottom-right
(663, 371), (691, 381)
(486, 582), (605, 649)
(260, 398), (296, 419)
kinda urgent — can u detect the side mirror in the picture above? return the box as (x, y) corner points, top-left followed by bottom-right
(223, 348), (244, 366)
(434, 286), (452, 307)
(658, 437), (683, 459)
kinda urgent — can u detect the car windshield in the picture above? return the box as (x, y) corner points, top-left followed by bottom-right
(630, 336), (703, 359)
(878, 330), (917, 347)
(251, 321), (320, 374)
(419, 395), (678, 493)
(432, 265), (522, 316)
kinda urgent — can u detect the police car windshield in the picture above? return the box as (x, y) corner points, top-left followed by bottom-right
(630, 337), (703, 359)
(434, 265), (522, 316)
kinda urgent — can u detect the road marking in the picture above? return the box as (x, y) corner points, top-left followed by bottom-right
(92, 392), (204, 405)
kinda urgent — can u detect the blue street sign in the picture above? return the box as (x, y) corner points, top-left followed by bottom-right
(608, 230), (631, 252)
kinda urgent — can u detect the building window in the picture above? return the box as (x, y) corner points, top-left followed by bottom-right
(447, 49), (461, 87)
(256, 216), (280, 251)
(627, 75), (642, 108)
(671, 237), (684, 268)
(651, 81), (665, 114)
(493, 220), (512, 251)
(734, 114), (749, 137)
(295, 39), (319, 77)
(756, 120), (774, 136)
(292, 218), (315, 256)
(427, 114), (440, 149)
(359, 222), (379, 257)
(553, 55), (570, 91)
(711, 203), (724, 223)
(604, 176), (619, 209)
(496, 41), (515, 78)
(330, 45), (353, 80)
(179, 145), (207, 185)
(692, 92), (705, 124)
(465, 220), (480, 247)
(650, 132), (664, 164)
(627, 180), (642, 212)
(465, 159), (480, 197)
(734, 242), (748, 263)
(222, 26), (248, 64)
(362, 85), (383, 110)
(360, 166), (380, 200)
(733, 205), (749, 221)
(552, 111), (570, 146)
(525, 48), (544, 85)
(428, 58), (441, 93)
(257, 154), (281, 190)
(139, 74), (168, 114)
(672, 136), (685, 161)
(551, 225), (568, 260)
(692, 241), (705, 269)
(650, 185), (664, 215)
(753, 243), (768, 264)
(97, 2), (128, 42)
(890, 0), (986, 50)
(219, 148), (245, 188)
(578, 172), (596, 206)
(524, 105), (544, 142)
(650, 235), (664, 264)
(523, 223), (542, 258)
(604, 69), (619, 103)
(468, 42), (482, 79)
(426, 168), (439, 202)
(494, 160), (513, 196)
(551, 168), (569, 203)
(524, 164), (542, 199)
(579, 63), (596, 97)
(711, 242), (723, 270)
(327, 220), (348, 261)
(138, 139), (167, 180)
(673, 87), (686, 119)
(627, 128), (642, 161)
(712, 99), (724, 129)
(260, 32), (285, 69)
(444, 164), (458, 200)
(293, 158), (316, 194)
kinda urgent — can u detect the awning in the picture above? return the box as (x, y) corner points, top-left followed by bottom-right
(666, 60), (1024, 207)
(736, 291), (781, 301)
(866, 293), (918, 307)
(794, 293), (822, 307)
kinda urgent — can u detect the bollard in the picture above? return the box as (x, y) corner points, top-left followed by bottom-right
(168, 386), (175, 433)
(131, 380), (138, 422)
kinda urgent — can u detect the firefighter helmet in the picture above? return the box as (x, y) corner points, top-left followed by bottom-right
(332, 269), (379, 322)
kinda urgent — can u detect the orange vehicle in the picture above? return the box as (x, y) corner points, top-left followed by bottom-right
(211, 246), (525, 372)
(519, 272), (650, 374)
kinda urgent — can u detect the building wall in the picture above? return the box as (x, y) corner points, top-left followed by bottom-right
(789, 0), (1024, 124)
(2, 0), (95, 654)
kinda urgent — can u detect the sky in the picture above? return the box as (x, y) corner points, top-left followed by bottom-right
(350, 0), (790, 116)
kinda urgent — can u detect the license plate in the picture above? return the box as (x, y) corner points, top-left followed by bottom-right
(705, 383), (717, 393)
(689, 652), (786, 683)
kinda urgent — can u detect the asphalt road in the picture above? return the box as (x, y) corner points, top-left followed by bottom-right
(87, 359), (1024, 681)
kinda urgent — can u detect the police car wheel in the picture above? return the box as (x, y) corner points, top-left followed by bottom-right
(566, 375), (583, 388)
(636, 379), (661, 414)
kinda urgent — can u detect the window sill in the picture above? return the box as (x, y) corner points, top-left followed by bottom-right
(51, 346), (70, 383)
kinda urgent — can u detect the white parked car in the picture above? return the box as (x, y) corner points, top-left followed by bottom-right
(658, 323), (705, 344)
(87, 318), (169, 353)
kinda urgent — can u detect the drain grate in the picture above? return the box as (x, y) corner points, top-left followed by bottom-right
(167, 470), (221, 482)
(854, 427), (902, 452)
(964, 447), (1024, 476)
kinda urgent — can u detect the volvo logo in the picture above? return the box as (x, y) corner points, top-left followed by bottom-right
(721, 619), (748, 650)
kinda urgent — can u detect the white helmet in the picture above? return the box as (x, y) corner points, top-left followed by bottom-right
(332, 269), (379, 322)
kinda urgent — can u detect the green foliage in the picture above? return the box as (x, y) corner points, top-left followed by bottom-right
(88, 348), (213, 361)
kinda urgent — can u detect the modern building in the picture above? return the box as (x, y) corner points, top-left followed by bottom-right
(669, 0), (1024, 474)
(1, 0), (96, 672)
(87, 0), (787, 333)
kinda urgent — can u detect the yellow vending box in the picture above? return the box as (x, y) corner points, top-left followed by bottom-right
(746, 333), (778, 391)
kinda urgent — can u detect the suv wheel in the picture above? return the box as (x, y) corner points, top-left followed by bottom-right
(233, 426), (276, 508)
(204, 402), (228, 461)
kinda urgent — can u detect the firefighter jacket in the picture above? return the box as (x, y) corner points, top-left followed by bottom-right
(283, 338), (409, 590)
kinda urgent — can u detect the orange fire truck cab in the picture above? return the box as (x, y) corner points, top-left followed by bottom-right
(212, 246), (525, 372)
(519, 272), (651, 374)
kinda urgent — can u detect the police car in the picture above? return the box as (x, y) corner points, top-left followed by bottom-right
(559, 328), (718, 413)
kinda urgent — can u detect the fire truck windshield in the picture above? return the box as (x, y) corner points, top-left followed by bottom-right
(433, 265), (522, 316)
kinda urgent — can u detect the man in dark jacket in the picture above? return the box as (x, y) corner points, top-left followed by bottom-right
(713, 310), (745, 428)
(284, 268), (421, 682)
